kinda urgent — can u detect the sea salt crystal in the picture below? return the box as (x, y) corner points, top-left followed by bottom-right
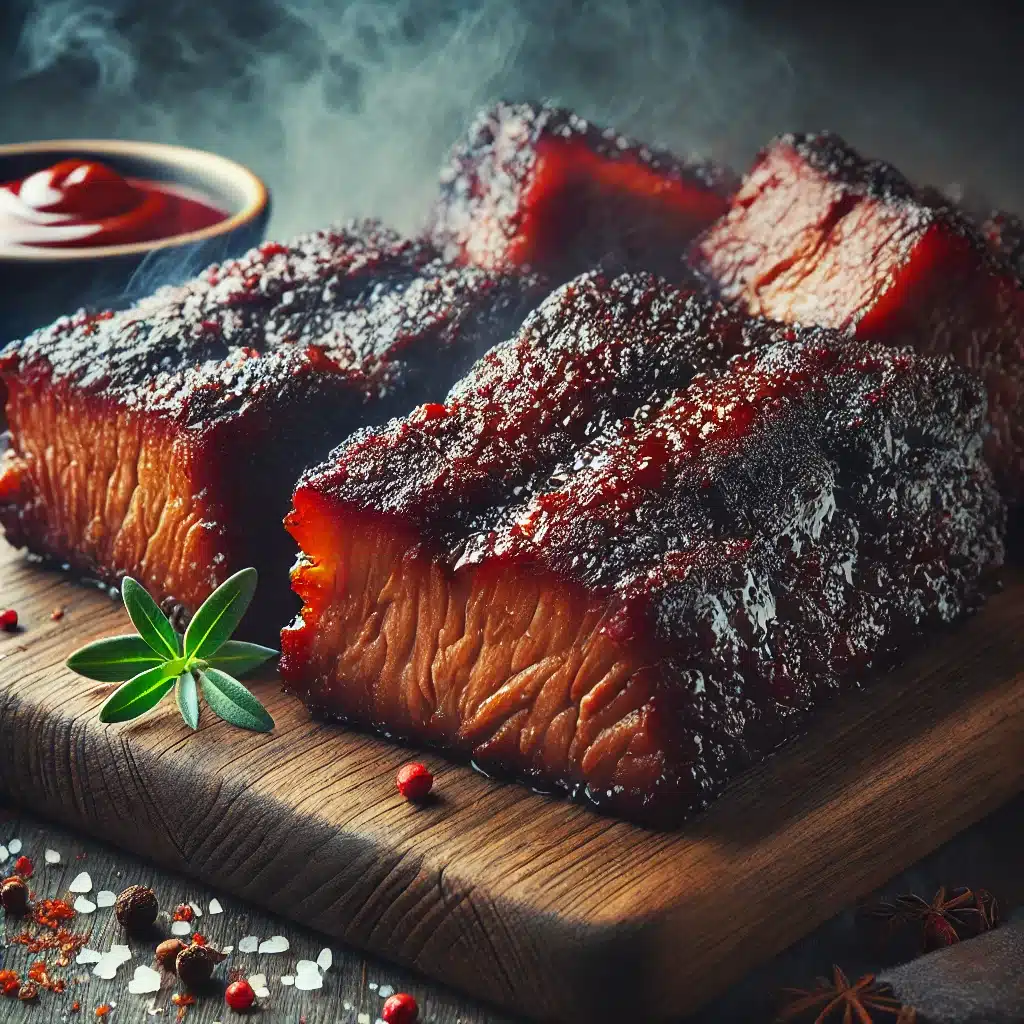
(74, 896), (97, 914)
(248, 973), (270, 999)
(316, 948), (332, 972)
(357, 1014), (371, 1024)
(258, 935), (290, 954)
(221, 946), (234, 956)
(208, 898), (223, 915)
(344, 1001), (352, 1011)
(128, 965), (162, 995)
(170, 920), (192, 936)
(93, 945), (132, 980)
(0, 845), (8, 863)
(77, 948), (103, 965)
(188, 901), (203, 918)
(69, 871), (93, 893)
(96, 891), (117, 908)
(8, 838), (21, 854)
(369, 982), (378, 991)
(238, 936), (259, 953)
(280, 976), (295, 986)
(44, 848), (61, 864)
(295, 960), (322, 991)
(378, 985), (394, 998)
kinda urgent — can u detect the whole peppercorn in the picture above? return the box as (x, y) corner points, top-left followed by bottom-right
(0, 609), (18, 632)
(0, 875), (29, 916)
(396, 763), (433, 801)
(175, 943), (225, 989)
(382, 992), (419, 1024)
(114, 885), (158, 932)
(225, 978), (255, 1011)
(155, 938), (187, 973)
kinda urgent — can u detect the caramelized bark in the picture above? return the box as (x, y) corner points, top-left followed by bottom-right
(0, 223), (545, 632)
(283, 285), (1003, 825)
(429, 102), (736, 283)
(982, 210), (1024, 279)
(691, 132), (1024, 500)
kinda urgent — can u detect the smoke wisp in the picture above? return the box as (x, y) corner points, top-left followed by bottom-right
(1, 0), (1022, 239)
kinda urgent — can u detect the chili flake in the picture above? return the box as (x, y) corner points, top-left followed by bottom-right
(0, 970), (20, 996)
(172, 904), (195, 923)
(13, 855), (33, 878)
(34, 897), (76, 929)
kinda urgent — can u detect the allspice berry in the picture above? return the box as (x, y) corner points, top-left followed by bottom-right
(175, 942), (226, 989)
(114, 885), (158, 932)
(155, 938), (187, 973)
(0, 875), (29, 916)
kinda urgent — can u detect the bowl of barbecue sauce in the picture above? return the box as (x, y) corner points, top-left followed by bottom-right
(0, 139), (269, 343)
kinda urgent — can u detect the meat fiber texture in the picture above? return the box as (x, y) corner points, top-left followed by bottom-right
(690, 131), (1024, 502)
(429, 101), (737, 285)
(0, 221), (546, 635)
(281, 271), (1004, 826)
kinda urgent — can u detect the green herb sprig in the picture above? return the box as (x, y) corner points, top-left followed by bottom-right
(67, 569), (276, 732)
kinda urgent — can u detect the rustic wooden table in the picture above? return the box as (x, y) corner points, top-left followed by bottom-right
(0, 808), (516, 1024)
(2, 795), (1023, 1024)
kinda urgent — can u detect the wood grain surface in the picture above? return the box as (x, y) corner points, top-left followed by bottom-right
(0, 811), (513, 1023)
(1, 540), (1023, 1023)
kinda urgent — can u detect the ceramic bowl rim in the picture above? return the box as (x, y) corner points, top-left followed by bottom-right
(0, 138), (268, 262)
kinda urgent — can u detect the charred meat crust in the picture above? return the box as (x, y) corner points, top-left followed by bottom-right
(690, 131), (1024, 501)
(429, 101), (737, 282)
(0, 222), (547, 632)
(282, 272), (1003, 825)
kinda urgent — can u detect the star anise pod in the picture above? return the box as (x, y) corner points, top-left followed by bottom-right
(778, 966), (912, 1022)
(866, 886), (998, 952)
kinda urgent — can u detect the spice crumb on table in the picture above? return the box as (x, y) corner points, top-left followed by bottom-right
(0, 813), (509, 1024)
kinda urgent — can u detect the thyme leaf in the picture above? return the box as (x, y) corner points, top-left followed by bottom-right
(68, 571), (275, 733)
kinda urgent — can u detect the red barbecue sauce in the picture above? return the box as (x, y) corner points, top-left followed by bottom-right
(0, 158), (226, 249)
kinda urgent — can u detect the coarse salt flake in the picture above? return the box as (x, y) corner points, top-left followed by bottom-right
(44, 848), (61, 864)
(7, 838), (21, 854)
(378, 985), (395, 998)
(128, 965), (162, 995)
(280, 976), (295, 986)
(248, 974), (270, 999)
(248, 973), (267, 988)
(238, 936), (259, 954)
(295, 970), (323, 992)
(208, 898), (223, 915)
(295, 960), (320, 975)
(77, 948), (104, 965)
(357, 1014), (371, 1024)
(96, 890), (117, 908)
(69, 871), (93, 893)
(0, 845), (8, 863)
(316, 948), (332, 972)
(170, 920), (192, 936)
(257, 935), (290, 954)
(188, 901), (203, 918)
(220, 946), (233, 956)
(74, 896), (97, 914)
(369, 982), (378, 991)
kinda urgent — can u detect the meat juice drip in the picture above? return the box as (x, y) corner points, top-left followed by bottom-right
(0, 159), (226, 249)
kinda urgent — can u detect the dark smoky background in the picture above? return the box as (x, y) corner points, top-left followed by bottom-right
(0, 0), (1022, 238)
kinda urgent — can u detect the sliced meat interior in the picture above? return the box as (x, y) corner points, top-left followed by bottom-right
(0, 222), (546, 634)
(690, 131), (1024, 500)
(429, 101), (736, 284)
(282, 275), (1003, 826)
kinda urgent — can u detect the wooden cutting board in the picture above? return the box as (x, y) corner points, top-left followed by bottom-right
(1, 539), (1022, 1023)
